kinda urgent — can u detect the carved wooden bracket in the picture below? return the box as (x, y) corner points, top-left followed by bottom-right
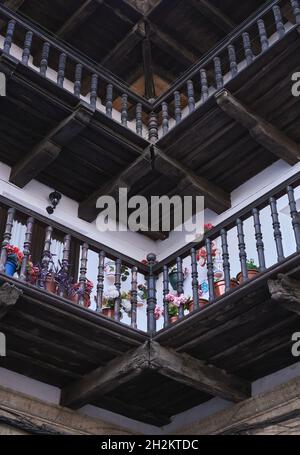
(268, 274), (300, 315)
(0, 283), (22, 319)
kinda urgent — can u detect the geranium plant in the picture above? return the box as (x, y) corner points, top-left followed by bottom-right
(71, 279), (94, 308)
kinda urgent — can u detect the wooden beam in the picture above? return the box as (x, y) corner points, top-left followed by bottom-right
(2, 0), (26, 10)
(61, 340), (250, 409)
(0, 283), (22, 320)
(189, 0), (235, 33)
(56, 0), (103, 38)
(154, 146), (231, 214)
(78, 149), (152, 222)
(148, 22), (198, 67)
(216, 90), (300, 166)
(150, 342), (251, 403)
(10, 103), (94, 188)
(60, 342), (150, 409)
(268, 274), (300, 315)
(142, 30), (156, 100)
(101, 21), (145, 71)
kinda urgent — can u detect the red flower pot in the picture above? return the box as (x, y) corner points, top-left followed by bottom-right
(236, 269), (259, 284)
(169, 315), (179, 324)
(102, 308), (115, 319)
(188, 299), (209, 312)
(214, 279), (238, 298)
(45, 276), (57, 294)
(71, 293), (91, 308)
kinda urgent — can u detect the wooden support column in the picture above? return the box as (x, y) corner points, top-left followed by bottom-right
(215, 90), (300, 165)
(0, 283), (22, 320)
(10, 103), (94, 188)
(268, 274), (300, 315)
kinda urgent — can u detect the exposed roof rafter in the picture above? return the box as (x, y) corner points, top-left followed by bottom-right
(189, 0), (235, 33)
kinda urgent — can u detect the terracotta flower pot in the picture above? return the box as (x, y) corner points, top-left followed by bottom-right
(71, 293), (91, 308)
(102, 308), (115, 319)
(188, 299), (209, 313)
(45, 276), (57, 294)
(237, 269), (259, 284)
(214, 279), (238, 298)
(169, 315), (179, 324)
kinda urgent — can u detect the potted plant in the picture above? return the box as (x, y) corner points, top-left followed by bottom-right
(214, 277), (238, 298)
(237, 259), (260, 284)
(104, 261), (130, 284)
(55, 261), (73, 298)
(102, 285), (119, 318)
(187, 297), (209, 313)
(168, 266), (189, 291)
(4, 245), (23, 277)
(27, 260), (40, 285)
(70, 279), (94, 308)
(165, 293), (190, 323)
(121, 291), (132, 317)
(137, 283), (147, 307)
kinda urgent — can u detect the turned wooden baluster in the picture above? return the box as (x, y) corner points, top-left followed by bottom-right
(0, 208), (15, 274)
(162, 102), (169, 136)
(146, 253), (157, 335)
(200, 68), (208, 103)
(40, 42), (50, 77)
(237, 218), (248, 281)
(174, 91), (182, 124)
(269, 197), (285, 261)
(214, 56), (223, 90)
(163, 265), (170, 327)
(106, 83), (113, 118)
(136, 103), (143, 136)
(121, 94), (128, 127)
(4, 20), (15, 55)
(58, 234), (71, 298)
(291, 0), (300, 24)
(191, 248), (199, 310)
(131, 267), (138, 329)
(90, 74), (98, 109)
(273, 5), (285, 39)
(40, 226), (53, 288)
(205, 238), (215, 301)
(96, 251), (105, 312)
(176, 257), (184, 318)
(252, 208), (266, 272)
(220, 228), (231, 292)
(57, 53), (66, 88)
(287, 185), (300, 251)
(114, 258), (122, 321)
(22, 31), (33, 65)
(74, 63), (82, 98)
(78, 243), (88, 306)
(242, 32), (254, 65)
(148, 112), (158, 143)
(20, 217), (34, 282)
(257, 19), (269, 53)
(228, 45), (238, 78)
(187, 80), (195, 114)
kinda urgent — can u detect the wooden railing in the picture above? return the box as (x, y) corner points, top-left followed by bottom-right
(145, 173), (300, 334)
(151, 0), (298, 137)
(0, 195), (148, 330)
(0, 0), (298, 140)
(0, 173), (299, 334)
(0, 4), (152, 137)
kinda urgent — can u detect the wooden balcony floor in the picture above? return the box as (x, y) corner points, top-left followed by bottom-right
(0, 253), (299, 426)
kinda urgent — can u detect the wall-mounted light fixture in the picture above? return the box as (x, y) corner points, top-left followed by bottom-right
(46, 191), (62, 215)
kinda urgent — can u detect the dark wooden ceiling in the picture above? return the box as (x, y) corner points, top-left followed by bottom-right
(0, 0), (268, 97)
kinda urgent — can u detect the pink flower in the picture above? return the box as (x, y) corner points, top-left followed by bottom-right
(166, 293), (175, 303)
(154, 305), (162, 320)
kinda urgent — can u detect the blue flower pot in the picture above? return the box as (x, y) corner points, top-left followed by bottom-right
(5, 258), (18, 277)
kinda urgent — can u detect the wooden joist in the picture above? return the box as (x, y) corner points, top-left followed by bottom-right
(60, 342), (150, 409)
(268, 274), (300, 315)
(56, 0), (102, 38)
(0, 283), (22, 320)
(189, 0), (235, 33)
(9, 103), (94, 188)
(78, 149), (152, 222)
(60, 340), (250, 409)
(216, 90), (300, 166)
(148, 22), (198, 67)
(154, 147), (231, 214)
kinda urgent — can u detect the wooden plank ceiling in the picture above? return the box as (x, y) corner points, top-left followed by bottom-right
(0, 0), (267, 97)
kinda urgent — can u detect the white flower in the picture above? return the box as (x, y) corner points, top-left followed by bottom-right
(104, 285), (119, 299)
(122, 300), (131, 313)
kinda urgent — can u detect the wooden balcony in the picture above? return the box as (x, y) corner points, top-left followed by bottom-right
(0, 174), (299, 425)
(0, 1), (299, 237)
